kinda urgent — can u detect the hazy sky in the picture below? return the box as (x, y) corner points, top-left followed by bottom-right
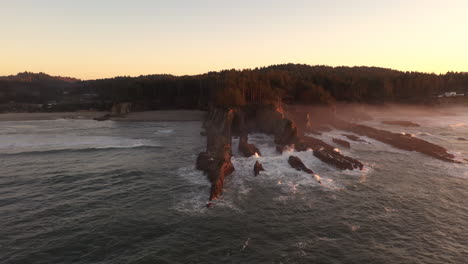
(1, 0), (467, 79)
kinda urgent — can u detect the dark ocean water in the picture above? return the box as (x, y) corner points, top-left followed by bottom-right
(1, 112), (467, 264)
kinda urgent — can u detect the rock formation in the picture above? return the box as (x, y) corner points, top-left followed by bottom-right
(295, 136), (363, 170)
(288, 156), (314, 174)
(197, 108), (236, 201)
(254, 161), (265, 176)
(239, 134), (261, 157)
(342, 134), (367, 142)
(332, 138), (351, 148)
(333, 120), (458, 163)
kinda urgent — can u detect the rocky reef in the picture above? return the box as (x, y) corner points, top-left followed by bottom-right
(342, 134), (367, 143)
(196, 104), (459, 202)
(332, 119), (458, 163)
(382, 120), (420, 127)
(196, 104), (365, 201)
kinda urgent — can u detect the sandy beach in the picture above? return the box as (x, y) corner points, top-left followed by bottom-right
(0, 110), (206, 122)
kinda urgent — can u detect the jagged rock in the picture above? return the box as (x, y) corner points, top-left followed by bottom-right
(288, 156), (314, 174)
(197, 108), (237, 201)
(276, 145), (284, 154)
(333, 138), (351, 148)
(313, 148), (363, 170)
(342, 134), (366, 142)
(254, 161), (265, 176)
(239, 134), (261, 157)
(296, 136), (363, 170)
(275, 119), (298, 146)
(333, 120), (457, 163)
(382, 120), (420, 127)
(254, 105), (299, 145)
(209, 144), (235, 201)
(196, 152), (215, 172)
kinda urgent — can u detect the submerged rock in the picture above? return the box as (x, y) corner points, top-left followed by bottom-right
(254, 161), (265, 176)
(342, 134), (366, 142)
(332, 138), (351, 148)
(382, 120), (420, 127)
(93, 114), (111, 121)
(288, 156), (314, 174)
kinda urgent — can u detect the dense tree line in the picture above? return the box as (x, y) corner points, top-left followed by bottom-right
(1, 65), (467, 109)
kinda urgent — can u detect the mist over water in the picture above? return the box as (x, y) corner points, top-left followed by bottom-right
(1, 108), (467, 263)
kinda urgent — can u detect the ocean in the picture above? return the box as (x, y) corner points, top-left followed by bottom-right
(1, 110), (467, 263)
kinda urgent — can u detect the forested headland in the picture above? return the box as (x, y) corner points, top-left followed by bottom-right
(1, 64), (467, 112)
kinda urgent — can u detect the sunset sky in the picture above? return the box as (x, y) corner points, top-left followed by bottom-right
(1, 0), (467, 79)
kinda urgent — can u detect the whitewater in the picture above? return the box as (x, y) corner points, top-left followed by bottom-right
(1, 110), (467, 263)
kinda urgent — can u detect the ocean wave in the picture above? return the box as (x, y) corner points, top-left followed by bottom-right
(0, 144), (161, 156)
(155, 129), (174, 134)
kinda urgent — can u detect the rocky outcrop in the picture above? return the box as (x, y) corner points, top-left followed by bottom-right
(209, 146), (235, 201)
(342, 134), (367, 142)
(254, 105), (299, 145)
(288, 156), (314, 174)
(382, 120), (420, 127)
(295, 136), (363, 170)
(333, 120), (457, 163)
(313, 148), (363, 170)
(111, 102), (132, 116)
(239, 134), (261, 157)
(197, 108), (238, 201)
(333, 138), (351, 148)
(254, 161), (265, 176)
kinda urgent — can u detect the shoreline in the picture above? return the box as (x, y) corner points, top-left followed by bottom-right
(0, 110), (206, 122)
